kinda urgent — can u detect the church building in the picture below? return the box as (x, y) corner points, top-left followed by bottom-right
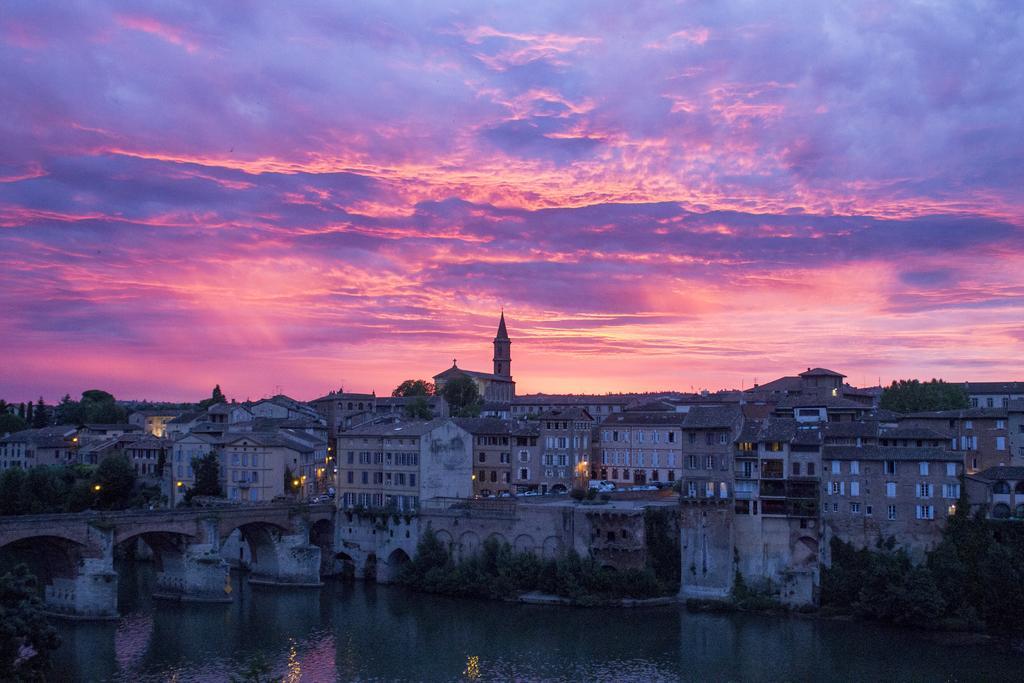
(433, 312), (516, 403)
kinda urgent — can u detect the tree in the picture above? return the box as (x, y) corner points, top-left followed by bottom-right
(78, 390), (127, 424)
(404, 396), (434, 420)
(392, 380), (435, 398)
(880, 379), (969, 413)
(53, 395), (78, 425)
(189, 452), (222, 499)
(0, 412), (26, 437)
(31, 399), (48, 429)
(440, 375), (482, 417)
(92, 454), (136, 510)
(0, 565), (60, 681)
(284, 466), (299, 496)
(0, 469), (27, 516)
(198, 385), (227, 410)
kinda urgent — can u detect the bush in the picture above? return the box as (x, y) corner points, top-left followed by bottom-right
(569, 488), (586, 502)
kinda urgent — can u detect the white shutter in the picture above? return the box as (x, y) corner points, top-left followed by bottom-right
(851, 481), (860, 497)
(840, 481), (845, 496)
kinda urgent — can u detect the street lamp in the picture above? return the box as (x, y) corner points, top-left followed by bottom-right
(93, 484), (102, 492)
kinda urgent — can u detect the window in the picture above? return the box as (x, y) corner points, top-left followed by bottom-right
(886, 482), (897, 497)
(829, 481), (840, 495)
(807, 462), (816, 476)
(850, 461), (860, 475)
(916, 505), (935, 520)
(706, 433), (714, 446)
(850, 502), (861, 514)
(791, 461), (801, 476)
(946, 462), (956, 477)
(996, 420), (1005, 429)
(688, 432), (696, 445)
(850, 481), (860, 497)
(719, 432), (727, 445)
(705, 481), (715, 498)
(668, 432), (675, 443)
(884, 461), (896, 475)
(919, 462), (929, 476)
(887, 505), (897, 520)
(687, 454), (697, 469)
(687, 482), (697, 497)
(866, 505), (873, 516)
(831, 461), (840, 474)
(519, 468), (529, 480)
(917, 483), (933, 498)
(996, 437), (1006, 451)
(942, 483), (960, 499)
(705, 455), (714, 470)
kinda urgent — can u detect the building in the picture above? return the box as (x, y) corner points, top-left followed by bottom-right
(512, 394), (631, 420)
(454, 418), (514, 497)
(596, 410), (684, 487)
(168, 432), (222, 506)
(900, 408), (1010, 473)
(965, 466), (1024, 519)
(128, 410), (182, 437)
(336, 418), (473, 510)
(221, 429), (326, 503)
(510, 422), (541, 493)
(820, 444), (962, 560)
(433, 313), (515, 403)
(123, 435), (170, 481)
(537, 407), (595, 493)
(679, 405), (744, 499)
(964, 381), (1024, 409)
(1009, 400), (1024, 463)
(0, 426), (79, 470)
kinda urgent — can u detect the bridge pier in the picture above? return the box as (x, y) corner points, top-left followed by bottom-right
(154, 545), (232, 603)
(44, 557), (119, 620)
(249, 529), (323, 588)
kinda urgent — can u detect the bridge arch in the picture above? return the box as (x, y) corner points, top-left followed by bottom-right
(458, 531), (480, 561)
(223, 521), (291, 580)
(0, 535), (85, 585)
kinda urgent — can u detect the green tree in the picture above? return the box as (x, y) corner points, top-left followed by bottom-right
(92, 455), (137, 510)
(0, 469), (27, 516)
(189, 453), (222, 499)
(0, 412), (27, 437)
(284, 466), (298, 496)
(0, 565), (60, 681)
(198, 385), (227, 410)
(880, 379), (969, 413)
(392, 380), (435, 398)
(404, 396), (434, 420)
(53, 394), (79, 425)
(78, 390), (127, 424)
(30, 399), (48, 429)
(440, 375), (482, 417)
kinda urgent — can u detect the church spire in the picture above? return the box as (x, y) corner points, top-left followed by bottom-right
(493, 311), (511, 377)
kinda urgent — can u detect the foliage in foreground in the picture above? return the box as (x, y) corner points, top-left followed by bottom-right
(821, 505), (1024, 633)
(0, 565), (60, 682)
(398, 528), (677, 604)
(0, 456), (160, 516)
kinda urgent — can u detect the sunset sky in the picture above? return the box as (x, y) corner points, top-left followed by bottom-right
(2, 2), (1022, 403)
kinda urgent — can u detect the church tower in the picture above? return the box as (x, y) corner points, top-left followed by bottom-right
(493, 311), (511, 377)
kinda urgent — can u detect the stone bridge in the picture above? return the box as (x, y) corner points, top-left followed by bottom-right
(0, 503), (336, 619)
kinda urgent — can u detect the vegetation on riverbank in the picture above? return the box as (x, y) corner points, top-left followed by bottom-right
(0, 565), (60, 681)
(0, 456), (160, 515)
(398, 524), (680, 605)
(821, 505), (1024, 633)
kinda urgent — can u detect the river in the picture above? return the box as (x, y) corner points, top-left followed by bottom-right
(50, 562), (1018, 682)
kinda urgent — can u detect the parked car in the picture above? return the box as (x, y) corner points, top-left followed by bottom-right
(588, 480), (615, 493)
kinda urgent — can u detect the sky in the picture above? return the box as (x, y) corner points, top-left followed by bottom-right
(1, 1), (1023, 403)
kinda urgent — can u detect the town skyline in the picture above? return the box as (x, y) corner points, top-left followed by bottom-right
(2, 2), (1022, 404)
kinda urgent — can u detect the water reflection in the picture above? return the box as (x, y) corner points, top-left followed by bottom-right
(51, 563), (1020, 682)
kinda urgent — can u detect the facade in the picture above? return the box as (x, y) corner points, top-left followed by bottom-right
(220, 431), (324, 503)
(537, 407), (595, 493)
(128, 410), (181, 437)
(1010, 400), (1024, 463)
(900, 408), (1010, 474)
(510, 422), (541, 493)
(964, 381), (1024, 409)
(820, 444), (962, 560)
(168, 433), (221, 506)
(455, 418), (513, 497)
(123, 435), (170, 481)
(596, 411), (684, 487)
(679, 406), (744, 500)
(512, 394), (631, 420)
(336, 418), (473, 510)
(965, 466), (1024, 519)
(433, 313), (515, 403)
(0, 426), (79, 470)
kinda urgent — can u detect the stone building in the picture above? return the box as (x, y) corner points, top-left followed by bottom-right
(596, 410), (686, 487)
(820, 444), (962, 560)
(221, 430), (326, 503)
(900, 408), (1010, 473)
(433, 312), (515, 403)
(966, 466), (1024, 519)
(964, 381), (1024, 409)
(1009, 400), (1024, 464)
(454, 417), (514, 497)
(0, 426), (79, 470)
(679, 405), (744, 500)
(510, 422), (541, 493)
(123, 435), (170, 481)
(336, 418), (473, 511)
(537, 407), (595, 493)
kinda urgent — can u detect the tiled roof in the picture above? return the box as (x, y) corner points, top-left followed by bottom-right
(822, 445), (960, 462)
(682, 405), (742, 429)
(536, 407), (593, 421)
(600, 411), (687, 427)
(975, 466), (1024, 481)
(963, 382), (1024, 395)
(822, 421), (879, 438)
(880, 426), (950, 440)
(338, 418), (451, 437)
(776, 394), (866, 410)
(903, 408), (1007, 420)
(757, 417), (799, 442)
(453, 417), (512, 434)
(800, 367), (846, 378)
